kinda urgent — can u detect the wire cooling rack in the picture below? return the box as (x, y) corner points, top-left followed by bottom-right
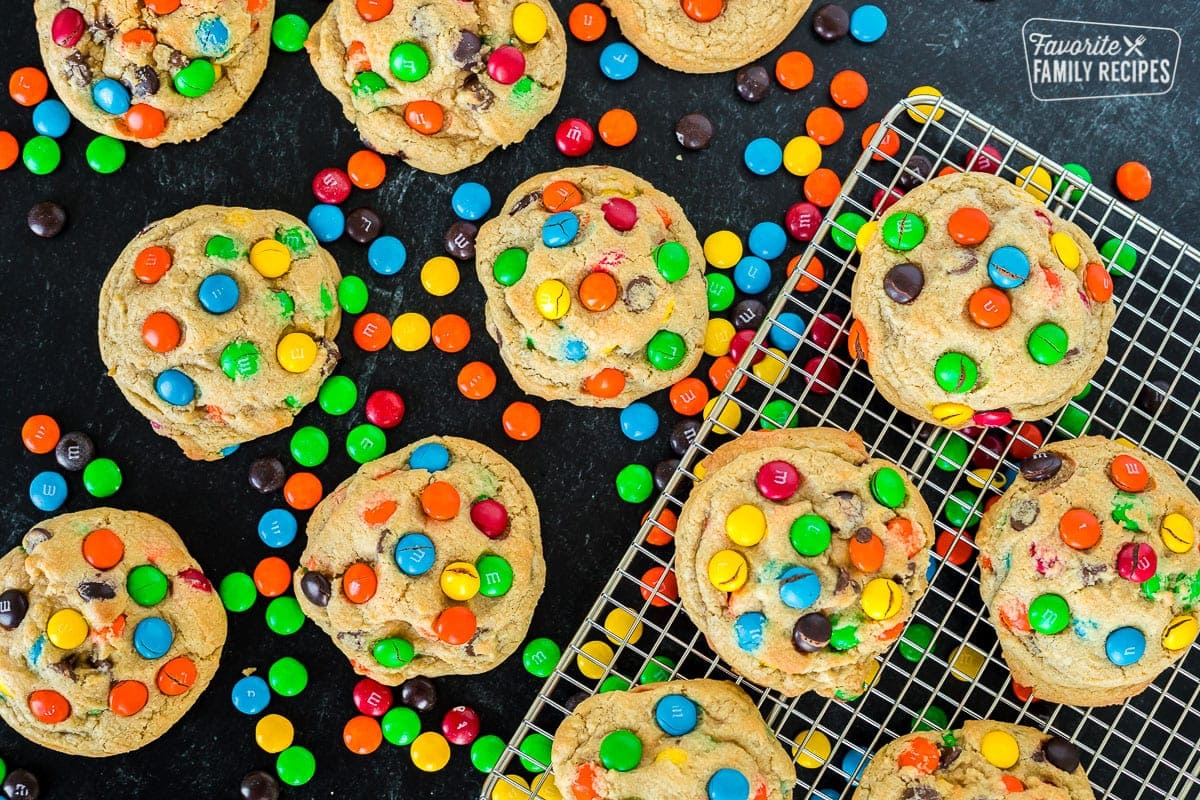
(482, 95), (1200, 800)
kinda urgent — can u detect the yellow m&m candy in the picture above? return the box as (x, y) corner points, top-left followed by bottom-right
(1161, 513), (1195, 554)
(577, 640), (614, 679)
(440, 562), (481, 601)
(949, 644), (985, 682)
(421, 256), (460, 297)
(861, 577), (903, 621)
(753, 348), (789, 384)
(783, 136), (822, 177)
(1163, 614), (1198, 651)
(276, 332), (317, 372)
(708, 549), (748, 592)
(931, 402), (973, 427)
(249, 239), (291, 278)
(1017, 165), (1053, 202)
(656, 747), (688, 766)
(492, 775), (530, 800)
(255, 713), (295, 753)
(512, 2), (548, 43)
(725, 504), (767, 546)
(906, 85), (945, 123)
(793, 730), (831, 768)
(703, 230), (742, 269)
(855, 220), (879, 254)
(535, 279), (571, 320)
(603, 608), (643, 645)
(704, 397), (742, 434)
(411, 731), (451, 772)
(1050, 232), (1080, 270)
(47, 608), (89, 650)
(392, 312), (431, 351)
(704, 318), (736, 357)
(980, 729), (1020, 769)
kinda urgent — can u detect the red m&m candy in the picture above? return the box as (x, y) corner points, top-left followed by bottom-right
(602, 198), (638, 231)
(365, 390), (405, 429)
(786, 201), (822, 241)
(1116, 542), (1157, 583)
(313, 167), (352, 204)
(470, 499), (509, 538)
(352, 678), (393, 717)
(555, 118), (595, 157)
(442, 705), (481, 745)
(757, 461), (801, 501)
(486, 46), (526, 84)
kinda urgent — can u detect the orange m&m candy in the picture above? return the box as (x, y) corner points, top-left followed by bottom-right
(968, 287), (1011, 329)
(644, 508), (678, 546)
(568, 2), (607, 42)
(598, 108), (637, 147)
(434, 605), (477, 644)
(830, 70), (868, 109)
(356, 0), (392, 22)
(681, 0), (724, 23)
(83, 528), (125, 570)
(457, 361), (496, 400)
(404, 100), (443, 135)
(125, 104), (166, 139)
(362, 500), (397, 525)
(579, 271), (618, 312)
(792, 255), (825, 292)
(347, 149), (386, 189)
(584, 368), (625, 399)
(775, 51), (813, 90)
(847, 319), (869, 360)
(502, 402), (542, 441)
(640, 566), (677, 607)
(431, 314), (471, 353)
(1009, 422), (1043, 460)
(108, 680), (148, 717)
(254, 557), (292, 597)
(1115, 161), (1151, 202)
(157, 656), (197, 695)
(122, 29), (156, 47)
(145, 0), (182, 12)
(542, 180), (583, 212)
(1110, 454), (1149, 492)
(283, 472), (323, 510)
(134, 246), (172, 283)
(344, 714), (383, 754)
(848, 529), (884, 573)
(934, 530), (974, 566)
(0, 131), (18, 170)
(803, 168), (841, 208)
(28, 689), (70, 723)
(1059, 508), (1100, 550)
(805, 107), (844, 145)
(897, 737), (939, 773)
(947, 207), (991, 245)
(353, 312), (392, 352)
(1084, 261), (1113, 303)
(22, 414), (60, 454)
(707, 356), (747, 392)
(669, 377), (709, 416)
(9, 67), (48, 106)
(1001, 776), (1026, 793)
(421, 481), (461, 520)
(343, 562), (378, 604)
(861, 122), (899, 160)
(142, 312), (181, 353)
(889, 518), (924, 558)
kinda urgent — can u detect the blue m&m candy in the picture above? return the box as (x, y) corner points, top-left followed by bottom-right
(988, 246), (1031, 289)
(748, 222), (787, 260)
(1105, 626), (1145, 666)
(29, 471), (67, 512)
(198, 273), (239, 314)
(744, 138), (783, 176)
(707, 768), (750, 800)
(307, 204), (345, 242)
(409, 442), (450, 471)
(542, 212), (579, 247)
(779, 566), (821, 609)
(654, 694), (698, 737)
(92, 78), (131, 115)
(769, 312), (806, 351)
(850, 4), (888, 43)
(733, 256), (771, 295)
(155, 369), (195, 406)
(599, 42), (639, 81)
(841, 748), (871, 784)
(563, 339), (589, 362)
(231, 675), (270, 715)
(32, 100), (70, 138)
(258, 509), (298, 548)
(395, 533), (436, 576)
(133, 617), (174, 659)
(451, 182), (492, 220)
(195, 15), (231, 57)
(734, 612), (766, 652)
(368, 235), (407, 275)
(619, 403), (659, 442)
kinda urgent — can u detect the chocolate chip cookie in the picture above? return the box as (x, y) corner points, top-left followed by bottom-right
(674, 428), (935, 698)
(977, 436), (1200, 706)
(307, 0), (566, 174)
(294, 436), (544, 683)
(0, 509), (226, 756)
(550, 679), (795, 800)
(850, 173), (1116, 430)
(475, 166), (708, 406)
(98, 205), (342, 461)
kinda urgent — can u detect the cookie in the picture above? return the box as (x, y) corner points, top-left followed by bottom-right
(294, 436), (544, 683)
(604, 0), (811, 74)
(98, 205), (343, 461)
(853, 721), (1095, 800)
(674, 428), (935, 698)
(35, 0), (273, 146)
(550, 679), (795, 800)
(0, 509), (226, 757)
(475, 166), (708, 407)
(977, 436), (1200, 706)
(850, 173), (1116, 429)
(307, 0), (566, 174)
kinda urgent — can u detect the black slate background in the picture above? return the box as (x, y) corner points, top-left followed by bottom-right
(0, 1), (1197, 797)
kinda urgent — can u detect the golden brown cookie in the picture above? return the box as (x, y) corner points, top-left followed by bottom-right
(475, 166), (708, 407)
(0, 509), (226, 756)
(35, 0), (273, 146)
(674, 428), (935, 698)
(977, 436), (1200, 706)
(550, 679), (795, 800)
(294, 436), (544, 683)
(98, 205), (342, 461)
(307, 0), (566, 174)
(850, 173), (1116, 429)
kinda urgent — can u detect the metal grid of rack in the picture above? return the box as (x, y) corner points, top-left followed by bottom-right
(482, 95), (1200, 800)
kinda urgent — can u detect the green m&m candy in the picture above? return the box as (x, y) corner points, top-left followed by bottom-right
(318, 375), (357, 415)
(85, 135), (125, 174)
(653, 241), (690, 282)
(600, 675), (631, 693)
(390, 42), (430, 82)
(83, 457), (122, 497)
(383, 707), (422, 746)
(912, 705), (949, 732)
(22, 135), (60, 175)
(830, 622), (859, 651)
(898, 622), (934, 662)
(1028, 593), (1071, 634)
(205, 235), (239, 259)
(599, 730), (642, 772)
(476, 554), (513, 598)
(266, 596), (305, 635)
(276, 745), (315, 786)
(352, 71), (387, 96)
(646, 330), (687, 370)
(220, 341), (260, 380)
(1027, 322), (1068, 365)
(639, 655), (675, 684)
(830, 211), (866, 251)
(219, 572), (256, 612)
(268, 656), (308, 696)
(615, 464), (653, 503)
(127, 564), (169, 606)
(1100, 238), (1137, 276)
(870, 467), (906, 508)
(760, 399), (800, 430)
(372, 637), (415, 668)
(790, 514), (832, 556)
(1056, 163), (1092, 203)
(706, 272), (735, 311)
(337, 275), (368, 314)
(347, 423), (386, 463)
(290, 426), (329, 467)
(271, 14), (310, 52)
(275, 225), (315, 255)
(944, 489), (982, 529)
(522, 637), (561, 678)
(493, 248), (528, 285)
(173, 59), (215, 97)
(274, 290), (295, 318)
(470, 734), (505, 772)
(934, 352), (978, 393)
(931, 432), (969, 472)
(518, 732), (553, 773)
(882, 211), (926, 251)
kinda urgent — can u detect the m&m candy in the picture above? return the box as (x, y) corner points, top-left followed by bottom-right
(599, 730), (642, 771)
(861, 578), (903, 620)
(708, 550), (748, 592)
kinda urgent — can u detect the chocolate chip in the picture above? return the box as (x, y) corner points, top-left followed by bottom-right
(55, 431), (95, 471)
(654, 459), (679, 491)
(1020, 451), (1063, 482)
(0, 590), (28, 629)
(299, 571), (331, 607)
(1042, 736), (1081, 772)
(1009, 498), (1039, 531)
(23, 529), (52, 552)
(78, 581), (116, 601)
(812, 3), (850, 40)
(732, 299), (767, 330)
(1081, 563), (1107, 585)
(623, 276), (657, 312)
(346, 207), (383, 244)
(454, 30), (482, 65)
(28, 201), (66, 238)
(168, 49), (189, 69)
(675, 113), (714, 150)
(669, 419), (700, 456)
(240, 770), (280, 800)
(400, 676), (437, 712)
(249, 457), (286, 494)
(792, 612), (832, 653)
(2, 769), (39, 800)
(835, 492), (865, 528)
(1137, 379), (1169, 414)
(946, 254), (978, 275)
(835, 567), (850, 593)
(735, 65), (770, 103)
(133, 65), (160, 96)
(462, 74), (494, 111)
(938, 744), (961, 768)
(48, 656), (76, 681)
(508, 191), (539, 215)
(898, 154), (934, 190)
(64, 51), (92, 87)
(87, 655), (113, 676)
(444, 220), (478, 260)
(883, 263), (924, 303)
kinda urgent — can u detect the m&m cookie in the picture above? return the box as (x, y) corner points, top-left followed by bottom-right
(34, 0), (274, 146)
(293, 436), (544, 683)
(475, 166), (708, 407)
(850, 173), (1116, 429)
(604, 0), (811, 74)
(674, 428), (935, 697)
(550, 679), (795, 800)
(977, 437), (1200, 706)
(853, 721), (1095, 799)
(0, 509), (226, 756)
(307, 0), (566, 174)
(98, 206), (342, 460)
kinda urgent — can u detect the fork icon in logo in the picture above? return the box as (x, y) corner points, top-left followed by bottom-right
(1123, 34), (1147, 56)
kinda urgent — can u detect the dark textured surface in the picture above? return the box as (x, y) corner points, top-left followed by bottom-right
(0, 1), (1196, 797)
